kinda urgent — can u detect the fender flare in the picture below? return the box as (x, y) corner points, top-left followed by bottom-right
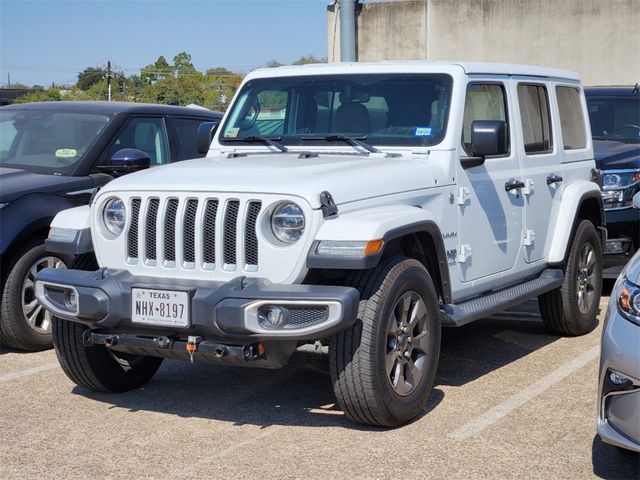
(307, 205), (452, 303)
(45, 205), (94, 255)
(547, 182), (605, 264)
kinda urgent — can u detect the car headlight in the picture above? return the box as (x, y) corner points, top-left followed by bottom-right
(102, 197), (126, 236)
(618, 277), (640, 326)
(271, 202), (305, 244)
(602, 170), (640, 208)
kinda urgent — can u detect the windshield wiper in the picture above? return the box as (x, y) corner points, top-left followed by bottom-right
(225, 135), (288, 152)
(301, 134), (380, 154)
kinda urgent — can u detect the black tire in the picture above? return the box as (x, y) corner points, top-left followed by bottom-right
(539, 220), (602, 336)
(0, 239), (72, 351)
(52, 317), (163, 393)
(329, 256), (441, 427)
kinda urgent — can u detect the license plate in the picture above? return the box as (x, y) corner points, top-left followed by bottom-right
(131, 288), (189, 327)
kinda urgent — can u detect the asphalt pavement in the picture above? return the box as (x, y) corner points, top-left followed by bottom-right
(1, 293), (638, 479)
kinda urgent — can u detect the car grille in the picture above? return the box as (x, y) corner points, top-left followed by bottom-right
(126, 196), (262, 272)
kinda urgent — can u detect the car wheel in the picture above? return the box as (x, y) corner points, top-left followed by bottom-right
(0, 240), (71, 351)
(539, 219), (602, 336)
(52, 316), (163, 393)
(329, 256), (441, 427)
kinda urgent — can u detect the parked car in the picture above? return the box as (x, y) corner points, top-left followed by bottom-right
(597, 191), (640, 453)
(0, 101), (222, 351)
(585, 86), (640, 278)
(36, 62), (604, 427)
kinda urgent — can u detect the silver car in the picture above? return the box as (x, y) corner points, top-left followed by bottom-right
(597, 192), (640, 452)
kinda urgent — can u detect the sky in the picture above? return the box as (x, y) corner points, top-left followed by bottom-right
(0, 0), (331, 86)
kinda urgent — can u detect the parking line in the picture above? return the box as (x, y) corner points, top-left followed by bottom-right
(448, 346), (599, 440)
(0, 362), (59, 384)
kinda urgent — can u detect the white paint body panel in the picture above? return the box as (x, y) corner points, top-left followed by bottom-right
(50, 205), (92, 230)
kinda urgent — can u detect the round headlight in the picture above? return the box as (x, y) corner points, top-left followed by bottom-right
(103, 197), (126, 236)
(271, 202), (305, 244)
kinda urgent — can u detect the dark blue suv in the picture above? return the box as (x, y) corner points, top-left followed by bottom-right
(0, 101), (221, 351)
(585, 86), (640, 278)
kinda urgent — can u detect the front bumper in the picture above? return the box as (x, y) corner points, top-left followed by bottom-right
(597, 297), (640, 452)
(35, 267), (359, 344)
(603, 208), (639, 278)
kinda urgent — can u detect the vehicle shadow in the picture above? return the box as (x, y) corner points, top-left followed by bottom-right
(591, 435), (640, 479)
(70, 301), (565, 429)
(73, 346), (444, 430)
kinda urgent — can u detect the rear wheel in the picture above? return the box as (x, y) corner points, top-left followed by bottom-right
(0, 240), (71, 351)
(52, 317), (163, 393)
(539, 220), (602, 336)
(329, 256), (441, 427)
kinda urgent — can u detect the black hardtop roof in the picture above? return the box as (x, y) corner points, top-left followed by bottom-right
(0, 101), (223, 118)
(584, 86), (639, 97)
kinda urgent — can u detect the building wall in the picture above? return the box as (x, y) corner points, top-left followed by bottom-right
(327, 0), (640, 85)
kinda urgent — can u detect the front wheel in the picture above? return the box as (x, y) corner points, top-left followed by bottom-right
(539, 219), (602, 336)
(329, 256), (441, 427)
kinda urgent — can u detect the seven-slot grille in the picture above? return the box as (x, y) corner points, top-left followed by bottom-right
(126, 196), (262, 271)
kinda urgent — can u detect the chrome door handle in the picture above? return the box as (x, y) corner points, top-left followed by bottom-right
(505, 179), (526, 192)
(546, 174), (563, 185)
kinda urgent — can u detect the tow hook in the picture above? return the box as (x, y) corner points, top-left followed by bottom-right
(186, 336), (202, 363)
(104, 336), (118, 348)
(243, 343), (266, 362)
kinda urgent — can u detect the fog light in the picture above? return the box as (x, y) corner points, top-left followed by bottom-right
(65, 290), (78, 311)
(610, 371), (631, 386)
(605, 241), (624, 254)
(258, 305), (285, 328)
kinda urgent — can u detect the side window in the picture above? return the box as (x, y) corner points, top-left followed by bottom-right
(0, 120), (17, 158)
(102, 117), (170, 166)
(173, 118), (212, 160)
(556, 86), (587, 150)
(517, 84), (553, 154)
(462, 83), (509, 156)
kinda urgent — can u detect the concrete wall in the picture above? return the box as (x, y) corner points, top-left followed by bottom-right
(327, 0), (640, 85)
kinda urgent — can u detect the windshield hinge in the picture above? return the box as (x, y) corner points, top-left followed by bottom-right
(320, 191), (338, 219)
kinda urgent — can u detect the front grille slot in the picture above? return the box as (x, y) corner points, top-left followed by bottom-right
(203, 199), (218, 264)
(145, 198), (160, 261)
(164, 199), (179, 262)
(127, 198), (141, 259)
(285, 306), (329, 327)
(223, 200), (240, 265)
(183, 199), (198, 264)
(245, 201), (262, 266)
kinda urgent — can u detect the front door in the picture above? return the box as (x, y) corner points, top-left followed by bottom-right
(457, 81), (524, 283)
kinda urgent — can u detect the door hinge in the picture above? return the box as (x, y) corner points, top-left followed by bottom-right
(523, 179), (534, 195)
(457, 187), (470, 206)
(457, 244), (472, 263)
(523, 229), (536, 246)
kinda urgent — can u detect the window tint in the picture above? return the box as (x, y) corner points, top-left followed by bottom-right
(518, 84), (552, 154)
(173, 118), (211, 159)
(102, 117), (169, 166)
(556, 86), (587, 150)
(462, 83), (509, 156)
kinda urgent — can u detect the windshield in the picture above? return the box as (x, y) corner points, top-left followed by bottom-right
(0, 109), (113, 175)
(220, 74), (453, 148)
(586, 95), (640, 143)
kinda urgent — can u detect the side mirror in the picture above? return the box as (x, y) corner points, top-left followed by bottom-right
(633, 192), (640, 210)
(471, 120), (507, 157)
(197, 122), (219, 154)
(98, 148), (151, 174)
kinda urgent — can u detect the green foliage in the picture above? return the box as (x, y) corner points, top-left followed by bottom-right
(77, 67), (105, 90)
(293, 54), (327, 65)
(13, 87), (61, 103)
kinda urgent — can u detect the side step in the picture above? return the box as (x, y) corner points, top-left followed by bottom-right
(441, 269), (564, 327)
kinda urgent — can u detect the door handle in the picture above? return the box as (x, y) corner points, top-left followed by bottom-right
(546, 174), (563, 185)
(505, 179), (526, 192)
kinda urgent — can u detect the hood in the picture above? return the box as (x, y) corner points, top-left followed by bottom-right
(99, 152), (435, 208)
(0, 167), (93, 203)
(593, 140), (640, 170)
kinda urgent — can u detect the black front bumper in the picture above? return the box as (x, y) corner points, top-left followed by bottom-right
(35, 268), (359, 344)
(603, 207), (639, 278)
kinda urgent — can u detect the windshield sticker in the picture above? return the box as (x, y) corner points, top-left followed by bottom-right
(414, 127), (432, 137)
(226, 128), (239, 138)
(55, 148), (78, 158)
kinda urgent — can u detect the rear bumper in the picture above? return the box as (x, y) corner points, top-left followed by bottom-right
(34, 268), (359, 344)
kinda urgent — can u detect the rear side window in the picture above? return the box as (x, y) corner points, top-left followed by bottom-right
(518, 84), (553, 154)
(173, 118), (212, 159)
(556, 86), (587, 150)
(462, 83), (509, 156)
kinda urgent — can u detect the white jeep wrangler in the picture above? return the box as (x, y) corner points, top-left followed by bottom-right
(37, 62), (605, 426)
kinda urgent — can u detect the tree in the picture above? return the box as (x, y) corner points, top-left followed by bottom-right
(77, 67), (105, 90)
(141, 56), (173, 85)
(265, 60), (283, 68)
(173, 51), (197, 76)
(293, 54), (326, 65)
